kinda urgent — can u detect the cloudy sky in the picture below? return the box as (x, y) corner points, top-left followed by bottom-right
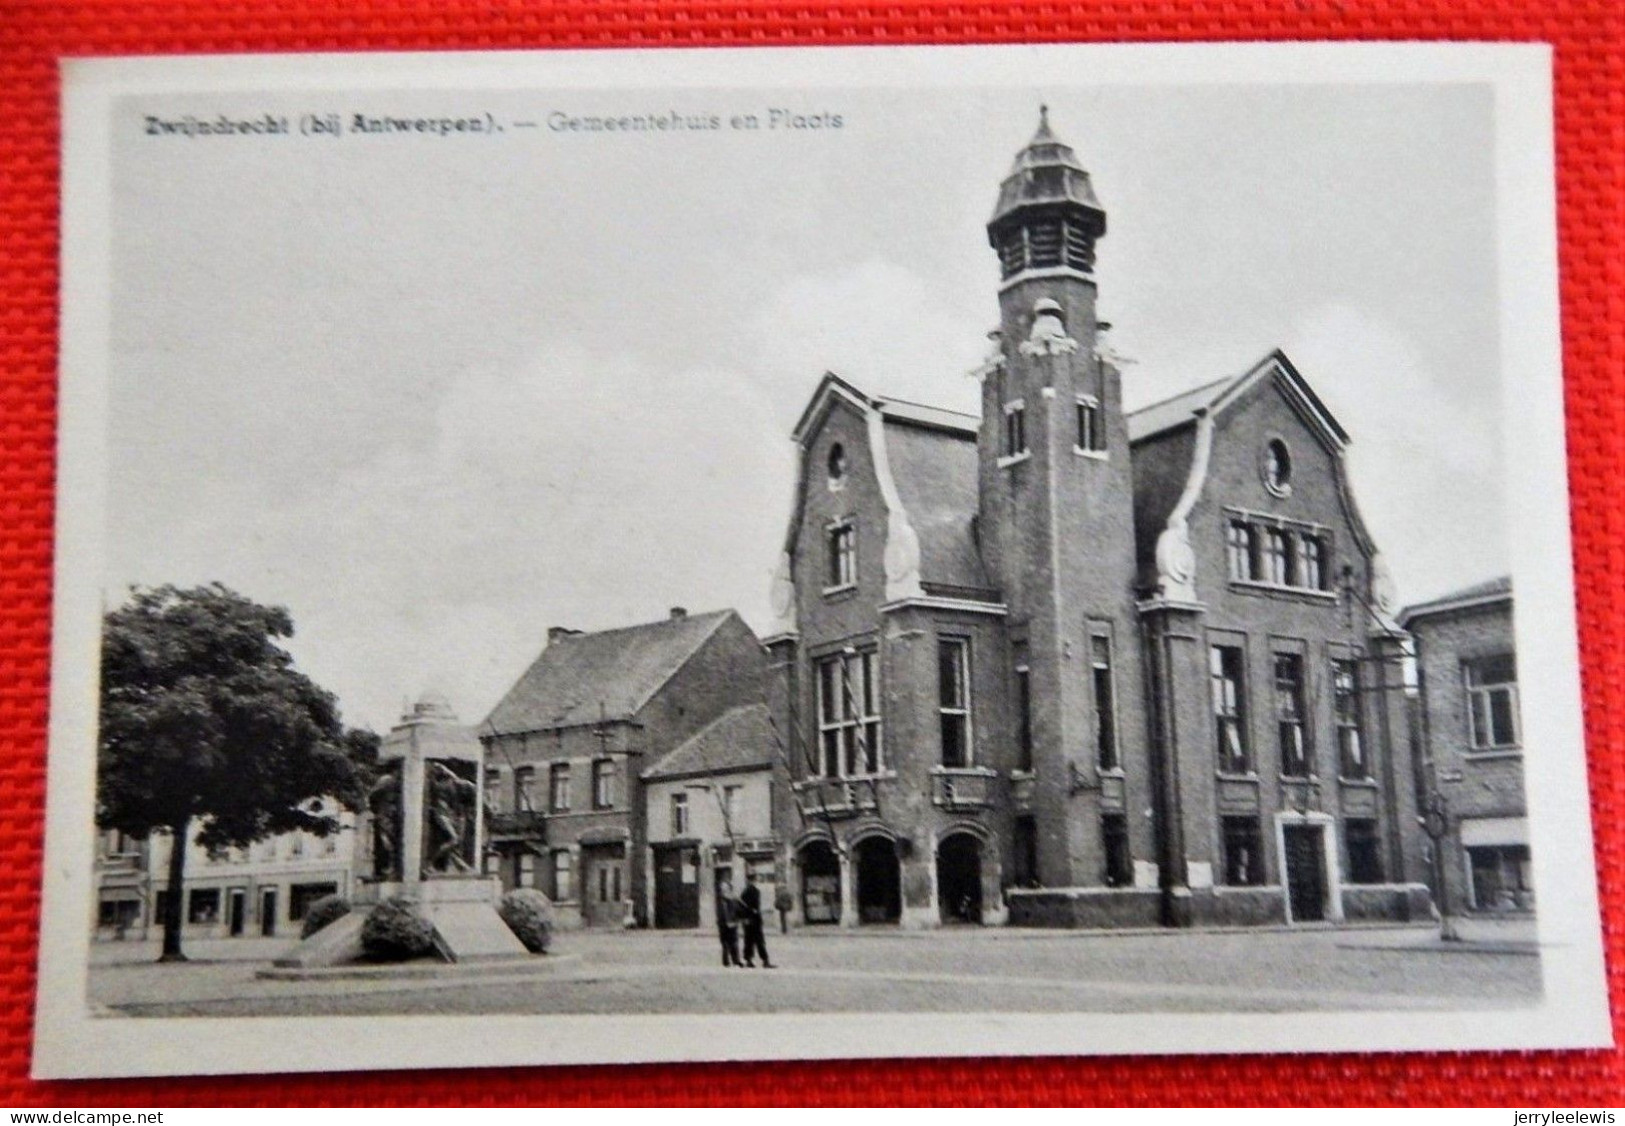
(104, 79), (1503, 733)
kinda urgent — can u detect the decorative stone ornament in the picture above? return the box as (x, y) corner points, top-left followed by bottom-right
(1019, 297), (1079, 357)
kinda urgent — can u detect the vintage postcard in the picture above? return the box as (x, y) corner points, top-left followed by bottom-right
(37, 43), (1608, 1078)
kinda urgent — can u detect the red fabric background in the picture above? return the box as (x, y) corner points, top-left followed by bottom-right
(1, 0), (1619, 1107)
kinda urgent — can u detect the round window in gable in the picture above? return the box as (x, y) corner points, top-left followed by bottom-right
(1263, 438), (1293, 496)
(827, 443), (847, 490)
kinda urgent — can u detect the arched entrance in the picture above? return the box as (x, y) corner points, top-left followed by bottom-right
(937, 832), (983, 924)
(854, 836), (902, 924)
(799, 839), (841, 924)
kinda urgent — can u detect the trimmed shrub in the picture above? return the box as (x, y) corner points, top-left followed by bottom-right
(299, 894), (352, 940)
(498, 888), (554, 954)
(359, 897), (437, 961)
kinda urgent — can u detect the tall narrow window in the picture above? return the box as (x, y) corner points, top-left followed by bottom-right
(1465, 654), (1520, 749)
(1301, 535), (1326, 590)
(1012, 816), (1039, 887)
(1332, 658), (1365, 778)
(1262, 528), (1291, 585)
(1211, 645), (1249, 773)
(816, 649), (882, 776)
(670, 791), (690, 836)
(1092, 634), (1118, 771)
(1015, 664), (1034, 772)
(1003, 401), (1027, 458)
(1076, 396), (1104, 453)
(514, 766), (536, 811)
(1345, 818), (1384, 884)
(592, 759), (614, 810)
(484, 767), (504, 814)
(549, 763), (571, 813)
(1102, 813), (1132, 887)
(938, 639), (971, 768)
(1275, 652), (1309, 777)
(721, 784), (741, 828)
(1226, 521), (1255, 581)
(552, 850), (573, 900)
(1221, 816), (1265, 886)
(826, 522), (856, 589)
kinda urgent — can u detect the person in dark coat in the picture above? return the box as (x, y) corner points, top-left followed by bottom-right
(715, 874), (744, 967)
(740, 871), (774, 968)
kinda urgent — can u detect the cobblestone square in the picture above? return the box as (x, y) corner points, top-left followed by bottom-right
(88, 921), (1540, 1019)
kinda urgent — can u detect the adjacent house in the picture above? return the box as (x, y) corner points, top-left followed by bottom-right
(1400, 577), (1531, 916)
(642, 703), (778, 930)
(480, 607), (766, 928)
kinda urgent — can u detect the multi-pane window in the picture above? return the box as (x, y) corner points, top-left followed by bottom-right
(1465, 654), (1519, 749)
(670, 791), (690, 836)
(1301, 536), (1325, 590)
(1102, 813), (1132, 887)
(1015, 663), (1034, 772)
(1274, 652), (1309, 777)
(484, 766), (503, 813)
(549, 763), (571, 812)
(1003, 401), (1028, 458)
(1221, 816), (1265, 886)
(592, 759), (615, 810)
(1332, 659), (1366, 778)
(938, 639), (972, 768)
(1263, 529), (1292, 586)
(826, 522), (856, 589)
(1345, 818), (1384, 884)
(721, 785), (741, 828)
(1076, 396), (1104, 453)
(1227, 521), (1255, 581)
(816, 649), (882, 776)
(514, 765), (537, 811)
(1210, 645), (1249, 773)
(551, 850), (573, 900)
(1226, 516), (1331, 592)
(1092, 634), (1118, 771)
(518, 852), (536, 889)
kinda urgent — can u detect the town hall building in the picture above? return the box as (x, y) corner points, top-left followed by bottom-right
(763, 109), (1434, 929)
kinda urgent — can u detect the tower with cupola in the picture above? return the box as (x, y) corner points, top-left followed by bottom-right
(978, 108), (1151, 891)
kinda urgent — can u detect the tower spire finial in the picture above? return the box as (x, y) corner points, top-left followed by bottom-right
(1035, 104), (1052, 140)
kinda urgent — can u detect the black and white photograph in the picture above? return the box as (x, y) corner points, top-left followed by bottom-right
(38, 43), (1608, 1078)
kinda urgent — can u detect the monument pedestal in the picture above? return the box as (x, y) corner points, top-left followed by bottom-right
(359, 875), (528, 962)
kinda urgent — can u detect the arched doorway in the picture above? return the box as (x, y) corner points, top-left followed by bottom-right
(937, 832), (983, 924)
(854, 836), (901, 924)
(799, 839), (841, 924)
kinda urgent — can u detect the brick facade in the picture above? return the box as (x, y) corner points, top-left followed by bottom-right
(765, 110), (1432, 929)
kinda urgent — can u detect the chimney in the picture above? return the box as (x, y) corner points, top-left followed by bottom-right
(547, 626), (581, 643)
(669, 606), (688, 620)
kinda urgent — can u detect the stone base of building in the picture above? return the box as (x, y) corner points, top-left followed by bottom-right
(1342, 882), (1436, 923)
(1007, 882), (1436, 929)
(1005, 887), (1163, 929)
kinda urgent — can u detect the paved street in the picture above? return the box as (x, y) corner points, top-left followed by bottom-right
(88, 920), (1541, 1018)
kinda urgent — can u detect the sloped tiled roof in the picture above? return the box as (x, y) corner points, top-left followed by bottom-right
(642, 703), (772, 781)
(1399, 576), (1512, 627)
(883, 417), (995, 595)
(1126, 375), (1234, 443)
(483, 609), (737, 736)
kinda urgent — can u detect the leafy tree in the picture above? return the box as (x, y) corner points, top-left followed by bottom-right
(96, 584), (372, 961)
